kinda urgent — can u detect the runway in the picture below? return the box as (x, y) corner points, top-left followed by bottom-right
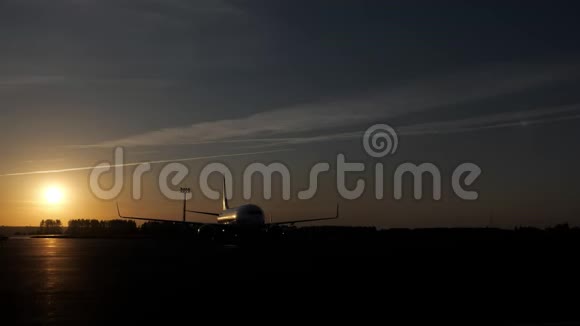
(1, 234), (580, 324)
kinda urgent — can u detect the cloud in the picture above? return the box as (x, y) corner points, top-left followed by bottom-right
(150, 0), (242, 14)
(23, 158), (66, 164)
(116, 0), (245, 26)
(78, 62), (579, 148)
(243, 104), (580, 147)
(186, 103), (580, 149)
(0, 75), (174, 89)
(0, 149), (291, 177)
(0, 76), (66, 87)
(397, 104), (580, 136)
(84, 105), (371, 148)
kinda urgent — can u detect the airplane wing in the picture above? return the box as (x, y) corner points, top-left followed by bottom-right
(269, 204), (339, 225)
(186, 210), (219, 216)
(116, 203), (204, 225)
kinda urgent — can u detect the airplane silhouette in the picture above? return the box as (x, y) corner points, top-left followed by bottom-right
(117, 180), (339, 236)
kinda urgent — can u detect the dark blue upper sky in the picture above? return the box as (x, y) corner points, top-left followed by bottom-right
(1, 1), (580, 226)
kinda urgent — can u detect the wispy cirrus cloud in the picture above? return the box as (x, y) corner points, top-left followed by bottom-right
(113, 0), (245, 29)
(249, 104), (580, 147)
(23, 158), (66, 164)
(0, 75), (174, 89)
(134, 0), (243, 15)
(0, 75), (66, 87)
(77, 62), (580, 149)
(0, 149), (291, 177)
(397, 104), (580, 136)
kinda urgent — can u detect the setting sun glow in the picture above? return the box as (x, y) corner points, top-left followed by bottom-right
(44, 187), (65, 205)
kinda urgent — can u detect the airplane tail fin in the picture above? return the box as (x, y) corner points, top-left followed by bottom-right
(222, 178), (229, 211)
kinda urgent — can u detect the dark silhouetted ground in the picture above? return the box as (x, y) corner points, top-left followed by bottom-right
(1, 227), (580, 325)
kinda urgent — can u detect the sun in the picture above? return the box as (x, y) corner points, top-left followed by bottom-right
(44, 186), (65, 205)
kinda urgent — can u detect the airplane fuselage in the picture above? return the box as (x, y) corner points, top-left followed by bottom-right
(216, 204), (266, 225)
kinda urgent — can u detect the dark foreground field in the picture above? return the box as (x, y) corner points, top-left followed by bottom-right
(1, 227), (580, 325)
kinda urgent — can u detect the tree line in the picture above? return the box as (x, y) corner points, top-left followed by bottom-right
(37, 219), (137, 236)
(39, 219), (63, 234)
(67, 219), (138, 236)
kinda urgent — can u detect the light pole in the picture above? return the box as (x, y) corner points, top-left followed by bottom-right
(180, 187), (191, 223)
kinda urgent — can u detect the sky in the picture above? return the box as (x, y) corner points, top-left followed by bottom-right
(1, 1), (580, 227)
